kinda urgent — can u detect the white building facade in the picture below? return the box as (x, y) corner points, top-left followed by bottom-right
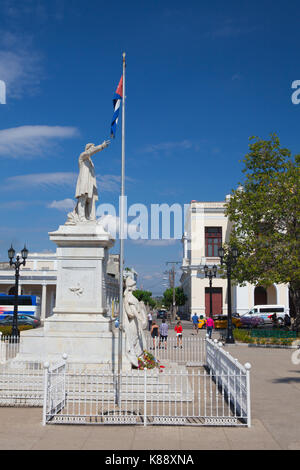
(180, 198), (290, 318)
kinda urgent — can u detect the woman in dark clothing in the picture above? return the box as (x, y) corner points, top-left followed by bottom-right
(150, 321), (159, 349)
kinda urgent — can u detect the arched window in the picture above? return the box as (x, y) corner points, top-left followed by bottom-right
(254, 286), (267, 305)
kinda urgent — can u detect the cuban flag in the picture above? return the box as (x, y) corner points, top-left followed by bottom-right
(110, 76), (123, 138)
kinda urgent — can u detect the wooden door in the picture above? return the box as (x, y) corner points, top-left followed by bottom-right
(205, 288), (222, 316)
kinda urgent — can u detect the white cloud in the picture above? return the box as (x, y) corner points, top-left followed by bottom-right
(231, 73), (242, 81)
(96, 174), (120, 193)
(2, 172), (77, 190)
(97, 214), (138, 239)
(0, 31), (43, 98)
(142, 140), (196, 155)
(205, 20), (257, 39)
(133, 239), (179, 246)
(2, 1), (66, 23)
(0, 126), (79, 158)
(2, 171), (124, 195)
(47, 198), (75, 211)
(0, 200), (43, 209)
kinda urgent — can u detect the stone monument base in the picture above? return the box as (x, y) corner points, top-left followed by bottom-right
(13, 222), (131, 371)
(16, 316), (131, 371)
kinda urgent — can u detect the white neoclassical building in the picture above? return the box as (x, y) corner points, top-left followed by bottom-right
(180, 197), (290, 318)
(0, 252), (120, 323)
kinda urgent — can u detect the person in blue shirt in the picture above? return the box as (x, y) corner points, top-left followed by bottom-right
(192, 313), (199, 334)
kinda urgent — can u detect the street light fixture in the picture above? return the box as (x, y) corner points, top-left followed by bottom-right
(218, 245), (238, 344)
(204, 264), (218, 318)
(8, 244), (29, 338)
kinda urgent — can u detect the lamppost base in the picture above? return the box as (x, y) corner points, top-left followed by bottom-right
(225, 338), (235, 344)
(11, 328), (20, 338)
(225, 332), (235, 344)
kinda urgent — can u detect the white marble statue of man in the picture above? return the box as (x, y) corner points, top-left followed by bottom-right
(66, 140), (110, 224)
(123, 277), (144, 367)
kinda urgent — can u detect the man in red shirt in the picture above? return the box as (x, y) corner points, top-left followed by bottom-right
(174, 321), (183, 348)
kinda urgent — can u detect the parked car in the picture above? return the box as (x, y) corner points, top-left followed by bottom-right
(0, 315), (41, 328)
(178, 312), (189, 320)
(241, 305), (288, 326)
(213, 315), (242, 329)
(198, 316), (206, 329)
(240, 315), (265, 329)
(157, 310), (167, 320)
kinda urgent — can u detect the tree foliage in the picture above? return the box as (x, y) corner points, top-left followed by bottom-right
(225, 134), (300, 328)
(162, 287), (187, 309)
(132, 289), (156, 308)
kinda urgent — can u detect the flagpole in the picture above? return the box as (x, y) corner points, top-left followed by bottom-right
(117, 52), (126, 406)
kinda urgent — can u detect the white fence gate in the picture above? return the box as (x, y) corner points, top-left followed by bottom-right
(206, 339), (251, 426)
(42, 355), (67, 425)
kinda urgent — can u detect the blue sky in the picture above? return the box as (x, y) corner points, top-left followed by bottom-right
(0, 0), (299, 295)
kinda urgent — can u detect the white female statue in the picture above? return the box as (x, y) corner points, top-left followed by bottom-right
(123, 277), (145, 367)
(136, 300), (148, 348)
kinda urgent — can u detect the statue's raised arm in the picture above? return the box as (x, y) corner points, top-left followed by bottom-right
(80, 140), (110, 160)
(66, 139), (110, 225)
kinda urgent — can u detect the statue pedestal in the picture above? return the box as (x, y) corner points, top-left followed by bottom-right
(16, 223), (131, 370)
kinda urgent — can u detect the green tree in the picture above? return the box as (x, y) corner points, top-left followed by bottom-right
(225, 134), (300, 329)
(162, 287), (187, 309)
(132, 289), (156, 309)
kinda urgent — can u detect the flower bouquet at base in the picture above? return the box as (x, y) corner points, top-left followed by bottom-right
(138, 350), (165, 372)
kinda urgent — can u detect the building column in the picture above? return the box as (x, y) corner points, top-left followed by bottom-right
(41, 284), (47, 322)
(50, 289), (55, 316)
(183, 232), (188, 259)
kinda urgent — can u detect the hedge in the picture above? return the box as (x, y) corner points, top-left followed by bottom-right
(0, 325), (33, 336)
(233, 328), (299, 346)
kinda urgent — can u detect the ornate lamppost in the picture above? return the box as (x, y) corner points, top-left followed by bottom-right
(8, 245), (29, 337)
(204, 264), (217, 318)
(218, 246), (238, 344)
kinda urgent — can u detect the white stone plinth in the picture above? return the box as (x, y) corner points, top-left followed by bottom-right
(50, 223), (114, 316)
(15, 223), (131, 370)
(17, 321), (130, 370)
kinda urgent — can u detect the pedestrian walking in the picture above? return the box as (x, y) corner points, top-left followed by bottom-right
(192, 313), (199, 334)
(206, 316), (215, 339)
(159, 319), (168, 349)
(148, 311), (153, 331)
(271, 313), (278, 328)
(174, 321), (183, 348)
(284, 314), (291, 329)
(150, 321), (159, 349)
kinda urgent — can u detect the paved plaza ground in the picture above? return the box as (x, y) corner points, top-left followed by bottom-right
(0, 320), (299, 451)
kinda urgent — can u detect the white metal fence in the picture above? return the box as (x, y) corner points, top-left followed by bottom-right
(145, 336), (206, 366)
(206, 339), (251, 426)
(0, 360), (44, 406)
(0, 333), (20, 363)
(42, 339), (251, 427)
(42, 365), (250, 426)
(0, 335), (251, 427)
(43, 355), (67, 424)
